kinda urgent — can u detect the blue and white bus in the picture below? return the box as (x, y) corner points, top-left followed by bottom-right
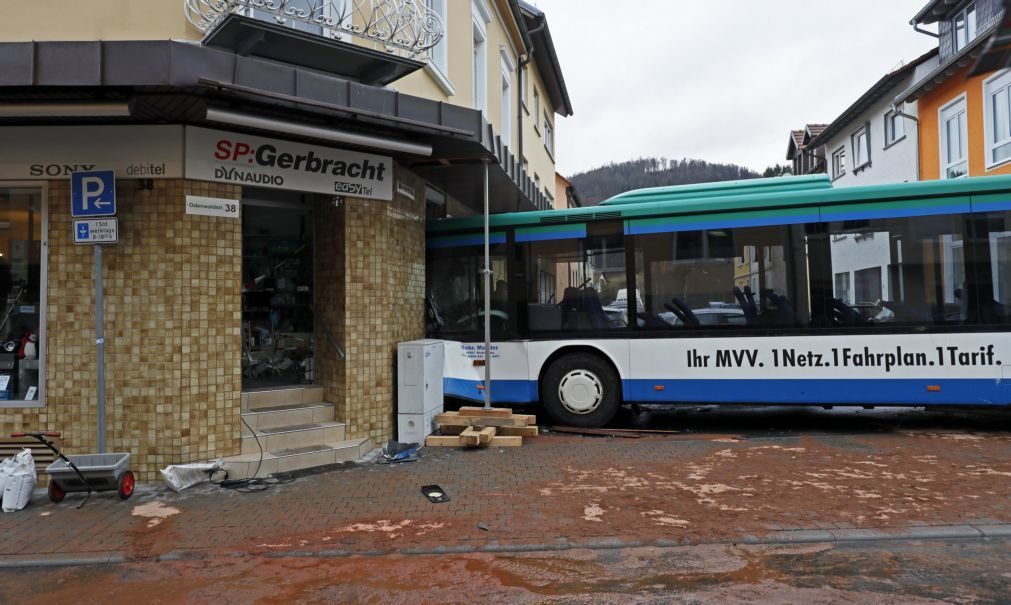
(425, 175), (1011, 427)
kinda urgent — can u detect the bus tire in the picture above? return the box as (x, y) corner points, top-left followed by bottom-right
(541, 353), (621, 428)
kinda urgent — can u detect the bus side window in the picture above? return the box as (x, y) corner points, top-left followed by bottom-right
(966, 211), (1011, 325)
(823, 214), (967, 327)
(425, 243), (509, 337)
(523, 222), (628, 332)
(634, 225), (807, 330)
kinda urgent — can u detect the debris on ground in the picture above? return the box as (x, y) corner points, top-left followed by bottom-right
(421, 485), (450, 503)
(427, 407), (538, 448)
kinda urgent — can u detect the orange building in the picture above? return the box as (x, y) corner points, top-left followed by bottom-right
(897, 1), (1010, 180)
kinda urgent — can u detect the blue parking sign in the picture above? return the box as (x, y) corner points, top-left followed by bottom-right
(71, 170), (116, 217)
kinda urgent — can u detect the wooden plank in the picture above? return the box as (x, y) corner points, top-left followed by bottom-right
(460, 426), (482, 447)
(488, 436), (523, 447)
(458, 406), (514, 418)
(438, 425), (467, 436)
(435, 413), (530, 428)
(497, 426), (539, 437)
(426, 435), (465, 447)
(477, 426), (496, 444)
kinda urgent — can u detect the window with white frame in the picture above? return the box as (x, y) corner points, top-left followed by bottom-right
(985, 70), (1011, 167)
(426, 0), (448, 76)
(543, 111), (553, 155)
(472, 1), (490, 115)
(533, 87), (541, 135)
(884, 110), (905, 146)
(851, 123), (870, 171)
(940, 96), (969, 178)
(953, 2), (977, 52)
(501, 49), (514, 149)
(831, 146), (846, 179)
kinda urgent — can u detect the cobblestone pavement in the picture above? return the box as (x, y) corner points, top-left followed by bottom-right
(0, 406), (1008, 566)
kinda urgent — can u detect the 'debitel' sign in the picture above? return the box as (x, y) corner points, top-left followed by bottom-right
(184, 126), (394, 201)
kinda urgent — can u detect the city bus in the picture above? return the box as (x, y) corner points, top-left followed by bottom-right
(425, 174), (1011, 427)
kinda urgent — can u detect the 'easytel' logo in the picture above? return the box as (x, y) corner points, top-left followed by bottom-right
(213, 139), (387, 181)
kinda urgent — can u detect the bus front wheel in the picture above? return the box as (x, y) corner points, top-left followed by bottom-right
(542, 353), (620, 428)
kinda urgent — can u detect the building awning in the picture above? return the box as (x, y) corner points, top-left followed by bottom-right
(0, 40), (549, 214)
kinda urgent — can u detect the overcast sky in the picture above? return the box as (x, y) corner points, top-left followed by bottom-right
(530, 0), (937, 176)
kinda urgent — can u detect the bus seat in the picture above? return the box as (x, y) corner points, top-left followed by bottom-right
(528, 303), (563, 331)
(579, 288), (611, 329)
(832, 298), (868, 326)
(763, 290), (798, 325)
(671, 298), (700, 326)
(663, 302), (689, 326)
(733, 286), (757, 324)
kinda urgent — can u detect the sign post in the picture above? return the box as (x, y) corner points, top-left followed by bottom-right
(71, 170), (117, 454)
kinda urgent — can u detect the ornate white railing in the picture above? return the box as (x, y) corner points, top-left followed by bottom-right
(184, 0), (444, 56)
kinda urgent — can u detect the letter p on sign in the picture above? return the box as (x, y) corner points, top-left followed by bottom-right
(71, 170), (116, 217)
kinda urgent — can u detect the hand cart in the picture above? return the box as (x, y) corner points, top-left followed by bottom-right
(10, 432), (134, 507)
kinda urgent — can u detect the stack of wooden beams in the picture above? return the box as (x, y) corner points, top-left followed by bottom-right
(425, 407), (538, 448)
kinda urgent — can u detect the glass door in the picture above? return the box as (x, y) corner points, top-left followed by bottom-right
(241, 202), (315, 390)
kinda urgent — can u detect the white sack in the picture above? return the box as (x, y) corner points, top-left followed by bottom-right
(160, 459), (222, 492)
(2, 448), (36, 512)
(0, 458), (17, 497)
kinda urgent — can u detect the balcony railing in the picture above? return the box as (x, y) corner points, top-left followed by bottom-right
(184, 0), (444, 57)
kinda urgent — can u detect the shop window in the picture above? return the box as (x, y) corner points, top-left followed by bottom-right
(242, 203), (315, 389)
(0, 187), (44, 405)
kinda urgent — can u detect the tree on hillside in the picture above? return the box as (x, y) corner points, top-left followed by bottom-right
(568, 157), (759, 206)
(762, 164), (793, 178)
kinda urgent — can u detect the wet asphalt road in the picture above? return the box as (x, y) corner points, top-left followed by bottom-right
(2, 537), (1009, 604)
(1, 405), (1009, 604)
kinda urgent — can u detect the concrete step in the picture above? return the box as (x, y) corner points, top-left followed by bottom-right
(222, 438), (372, 479)
(242, 386), (326, 411)
(240, 420), (346, 454)
(241, 402), (337, 435)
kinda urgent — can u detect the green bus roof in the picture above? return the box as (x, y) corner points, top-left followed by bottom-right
(598, 174), (832, 205)
(427, 174), (1011, 234)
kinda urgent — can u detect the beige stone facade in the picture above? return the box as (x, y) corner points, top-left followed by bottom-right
(0, 166), (426, 481)
(0, 179), (244, 480)
(317, 166), (427, 447)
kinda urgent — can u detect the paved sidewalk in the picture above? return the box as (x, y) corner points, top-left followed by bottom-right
(1, 418), (1009, 567)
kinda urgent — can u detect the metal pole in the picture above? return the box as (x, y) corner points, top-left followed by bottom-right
(95, 244), (106, 453)
(482, 161), (492, 410)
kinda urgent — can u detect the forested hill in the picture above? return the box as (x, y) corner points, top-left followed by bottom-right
(568, 157), (760, 206)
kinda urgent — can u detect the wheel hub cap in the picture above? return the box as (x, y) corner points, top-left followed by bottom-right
(558, 369), (604, 414)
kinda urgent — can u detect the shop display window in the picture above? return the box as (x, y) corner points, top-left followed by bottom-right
(0, 187), (44, 405)
(242, 203), (315, 389)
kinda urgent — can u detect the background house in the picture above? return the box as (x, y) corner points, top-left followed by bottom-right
(808, 50), (938, 186)
(896, 0), (1009, 180)
(785, 124), (828, 175)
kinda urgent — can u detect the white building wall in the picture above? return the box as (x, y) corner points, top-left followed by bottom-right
(823, 80), (919, 187)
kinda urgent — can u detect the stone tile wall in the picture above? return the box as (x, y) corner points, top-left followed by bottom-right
(0, 179), (243, 481)
(1, 165), (425, 480)
(338, 165), (426, 444)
